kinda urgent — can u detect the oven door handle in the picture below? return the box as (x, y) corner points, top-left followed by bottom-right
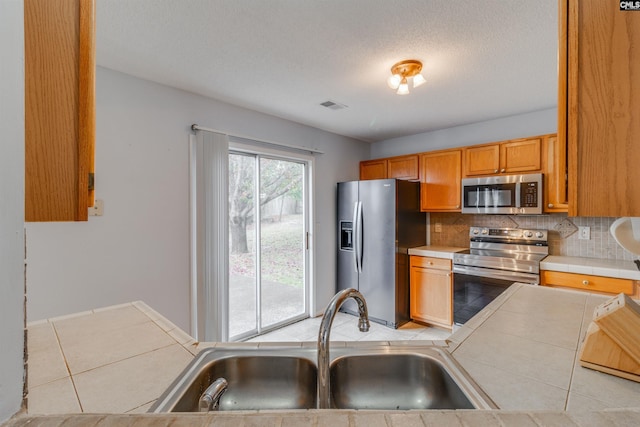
(452, 264), (540, 284)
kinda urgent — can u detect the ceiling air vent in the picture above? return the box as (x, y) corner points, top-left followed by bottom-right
(320, 100), (348, 110)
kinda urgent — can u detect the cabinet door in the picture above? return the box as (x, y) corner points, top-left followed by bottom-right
(543, 134), (568, 212)
(359, 159), (388, 180)
(388, 155), (419, 180)
(410, 265), (452, 328)
(500, 138), (541, 173)
(464, 145), (500, 176)
(420, 150), (461, 211)
(25, 0), (96, 221)
(562, 0), (640, 216)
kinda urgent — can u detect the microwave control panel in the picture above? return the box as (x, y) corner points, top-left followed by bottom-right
(521, 181), (539, 207)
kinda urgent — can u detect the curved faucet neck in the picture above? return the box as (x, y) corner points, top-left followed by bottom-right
(317, 288), (369, 409)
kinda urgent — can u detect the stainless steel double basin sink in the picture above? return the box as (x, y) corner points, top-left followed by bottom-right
(149, 344), (496, 412)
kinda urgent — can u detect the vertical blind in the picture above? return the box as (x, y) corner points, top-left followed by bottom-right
(190, 129), (229, 342)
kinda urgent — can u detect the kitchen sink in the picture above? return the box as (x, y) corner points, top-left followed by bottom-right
(150, 349), (317, 412)
(150, 344), (496, 412)
(330, 352), (475, 410)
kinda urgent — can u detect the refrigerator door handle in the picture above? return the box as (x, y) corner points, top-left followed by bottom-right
(356, 201), (363, 273)
(352, 201), (359, 273)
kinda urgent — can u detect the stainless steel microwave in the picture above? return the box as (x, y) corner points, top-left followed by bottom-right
(461, 173), (543, 215)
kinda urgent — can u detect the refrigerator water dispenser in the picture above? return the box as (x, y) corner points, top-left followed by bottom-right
(340, 221), (353, 250)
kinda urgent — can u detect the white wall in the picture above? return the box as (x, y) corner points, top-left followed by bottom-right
(26, 67), (369, 331)
(0, 0), (25, 422)
(371, 108), (557, 158)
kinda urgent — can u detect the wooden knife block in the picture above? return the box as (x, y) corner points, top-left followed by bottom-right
(579, 293), (640, 382)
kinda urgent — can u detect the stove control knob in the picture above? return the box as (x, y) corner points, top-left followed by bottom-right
(472, 228), (480, 235)
(535, 231), (544, 238)
(481, 228), (489, 235)
(524, 231), (533, 238)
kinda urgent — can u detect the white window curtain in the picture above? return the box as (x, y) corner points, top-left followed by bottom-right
(190, 129), (229, 342)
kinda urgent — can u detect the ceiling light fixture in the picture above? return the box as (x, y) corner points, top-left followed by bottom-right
(387, 59), (426, 95)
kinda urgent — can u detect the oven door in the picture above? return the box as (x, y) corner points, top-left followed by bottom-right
(452, 265), (538, 326)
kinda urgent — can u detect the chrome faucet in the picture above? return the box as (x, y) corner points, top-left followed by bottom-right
(198, 377), (228, 412)
(317, 288), (369, 409)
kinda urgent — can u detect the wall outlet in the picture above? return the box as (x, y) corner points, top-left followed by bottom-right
(435, 222), (442, 233)
(89, 199), (104, 216)
(578, 226), (590, 240)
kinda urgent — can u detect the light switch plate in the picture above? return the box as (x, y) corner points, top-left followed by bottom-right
(435, 222), (442, 233)
(89, 199), (104, 216)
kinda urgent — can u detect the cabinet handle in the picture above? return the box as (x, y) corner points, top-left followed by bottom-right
(582, 280), (590, 286)
(456, 205), (460, 209)
(500, 168), (506, 173)
(494, 169), (498, 173)
(548, 203), (554, 208)
(427, 261), (433, 265)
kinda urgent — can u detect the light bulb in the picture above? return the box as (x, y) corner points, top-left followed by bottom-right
(413, 73), (426, 88)
(396, 78), (409, 95)
(387, 74), (401, 89)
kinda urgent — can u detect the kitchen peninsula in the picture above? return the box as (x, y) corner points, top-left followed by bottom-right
(10, 284), (640, 426)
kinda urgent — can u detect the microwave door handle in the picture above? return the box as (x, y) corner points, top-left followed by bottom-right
(515, 182), (521, 208)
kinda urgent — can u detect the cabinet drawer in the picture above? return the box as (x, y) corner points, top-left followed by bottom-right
(541, 270), (635, 295)
(410, 256), (451, 271)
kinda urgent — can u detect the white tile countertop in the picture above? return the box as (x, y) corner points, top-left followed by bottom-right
(13, 285), (640, 427)
(408, 245), (467, 258)
(541, 255), (640, 280)
(448, 283), (640, 411)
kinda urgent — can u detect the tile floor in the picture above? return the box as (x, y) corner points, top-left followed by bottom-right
(26, 303), (451, 414)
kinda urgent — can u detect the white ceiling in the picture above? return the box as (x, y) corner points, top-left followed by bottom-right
(96, 0), (558, 143)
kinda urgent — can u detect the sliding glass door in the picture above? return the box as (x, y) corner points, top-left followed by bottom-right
(228, 151), (308, 340)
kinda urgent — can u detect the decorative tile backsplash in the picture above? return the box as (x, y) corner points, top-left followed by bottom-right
(429, 213), (638, 261)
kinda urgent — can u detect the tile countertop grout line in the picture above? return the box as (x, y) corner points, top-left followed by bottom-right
(130, 301), (200, 352)
(563, 292), (590, 411)
(50, 321), (84, 413)
(447, 283), (523, 352)
(42, 304), (194, 415)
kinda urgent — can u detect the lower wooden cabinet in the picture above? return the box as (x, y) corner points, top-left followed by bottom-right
(541, 270), (639, 298)
(409, 256), (453, 328)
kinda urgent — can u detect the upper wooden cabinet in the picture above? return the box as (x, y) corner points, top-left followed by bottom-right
(560, 0), (640, 217)
(388, 155), (419, 180)
(419, 149), (461, 212)
(359, 154), (419, 181)
(25, 0), (96, 221)
(542, 134), (568, 213)
(463, 137), (542, 177)
(359, 159), (387, 180)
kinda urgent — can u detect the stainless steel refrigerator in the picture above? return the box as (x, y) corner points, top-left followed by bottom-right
(337, 179), (426, 328)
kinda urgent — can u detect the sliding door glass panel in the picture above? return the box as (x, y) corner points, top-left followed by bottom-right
(228, 151), (308, 341)
(259, 158), (306, 328)
(228, 153), (257, 338)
